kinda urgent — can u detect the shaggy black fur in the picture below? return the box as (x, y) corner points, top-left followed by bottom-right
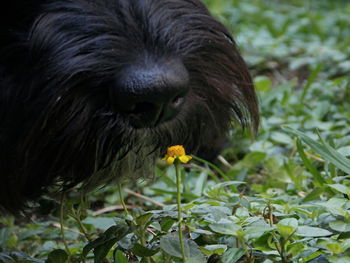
(0, 0), (259, 214)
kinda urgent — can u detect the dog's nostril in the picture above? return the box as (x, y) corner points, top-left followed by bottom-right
(111, 58), (189, 128)
(129, 102), (155, 114)
(171, 95), (185, 108)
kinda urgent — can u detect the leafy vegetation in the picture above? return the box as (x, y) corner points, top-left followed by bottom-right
(1, 0), (350, 262)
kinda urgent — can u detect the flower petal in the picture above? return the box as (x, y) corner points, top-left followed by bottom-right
(166, 157), (175, 165)
(179, 155), (192, 163)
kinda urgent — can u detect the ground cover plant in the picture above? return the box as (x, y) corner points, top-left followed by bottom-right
(1, 0), (350, 262)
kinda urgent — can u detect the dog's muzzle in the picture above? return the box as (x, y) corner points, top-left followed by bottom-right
(110, 58), (189, 128)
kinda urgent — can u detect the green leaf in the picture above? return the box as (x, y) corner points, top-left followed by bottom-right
(338, 146), (350, 157)
(302, 187), (328, 202)
(329, 220), (350, 232)
(201, 245), (227, 256)
(326, 243), (343, 254)
(82, 217), (116, 231)
(295, 226), (332, 237)
(241, 152), (267, 167)
(0, 228), (12, 247)
(82, 225), (132, 260)
(135, 213), (153, 226)
(131, 243), (158, 257)
(328, 184), (350, 197)
(306, 254), (331, 263)
(296, 138), (325, 186)
(94, 238), (119, 263)
(287, 242), (306, 257)
(300, 63), (323, 103)
(221, 248), (245, 263)
(327, 256), (350, 263)
(270, 131), (293, 145)
(46, 250), (68, 263)
(205, 181), (246, 197)
(159, 233), (205, 261)
(0, 252), (44, 263)
(160, 216), (176, 232)
(209, 219), (241, 236)
(254, 76), (272, 92)
(276, 218), (298, 239)
(283, 127), (350, 175)
(113, 250), (128, 263)
(244, 224), (274, 240)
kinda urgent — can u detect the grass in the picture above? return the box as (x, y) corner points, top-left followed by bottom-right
(1, 0), (350, 262)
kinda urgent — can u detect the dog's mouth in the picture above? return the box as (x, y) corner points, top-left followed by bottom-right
(118, 93), (187, 129)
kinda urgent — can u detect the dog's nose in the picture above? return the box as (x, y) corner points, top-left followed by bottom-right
(112, 59), (189, 128)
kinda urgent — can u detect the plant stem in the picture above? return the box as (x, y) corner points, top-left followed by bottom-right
(175, 160), (186, 263)
(72, 212), (92, 241)
(118, 183), (130, 216)
(60, 193), (71, 261)
(118, 185), (151, 263)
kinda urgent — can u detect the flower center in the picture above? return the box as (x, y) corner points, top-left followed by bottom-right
(166, 145), (186, 157)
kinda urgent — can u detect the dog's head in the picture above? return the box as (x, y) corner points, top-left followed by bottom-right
(0, 0), (258, 212)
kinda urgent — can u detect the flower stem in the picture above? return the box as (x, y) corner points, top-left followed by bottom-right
(175, 160), (186, 263)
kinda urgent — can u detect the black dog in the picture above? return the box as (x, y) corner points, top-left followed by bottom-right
(0, 0), (259, 214)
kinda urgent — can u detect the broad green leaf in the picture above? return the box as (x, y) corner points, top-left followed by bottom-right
(94, 238), (118, 263)
(221, 248), (245, 263)
(270, 131), (293, 145)
(326, 243), (343, 254)
(131, 243), (158, 257)
(159, 233), (205, 261)
(46, 250), (68, 263)
(135, 213), (153, 226)
(302, 187), (328, 202)
(187, 258), (206, 263)
(209, 219), (241, 236)
(160, 216), (176, 232)
(328, 184), (350, 196)
(207, 181), (246, 191)
(287, 242), (306, 257)
(241, 152), (267, 167)
(82, 217), (116, 231)
(201, 244), (227, 256)
(113, 250), (128, 263)
(83, 225), (132, 259)
(254, 76), (272, 92)
(244, 224), (274, 240)
(338, 146), (350, 157)
(296, 226), (332, 237)
(322, 197), (350, 216)
(277, 218), (298, 239)
(329, 220), (350, 232)
(327, 256), (350, 263)
(0, 252), (44, 263)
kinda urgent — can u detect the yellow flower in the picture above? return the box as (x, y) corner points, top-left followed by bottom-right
(163, 145), (192, 165)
